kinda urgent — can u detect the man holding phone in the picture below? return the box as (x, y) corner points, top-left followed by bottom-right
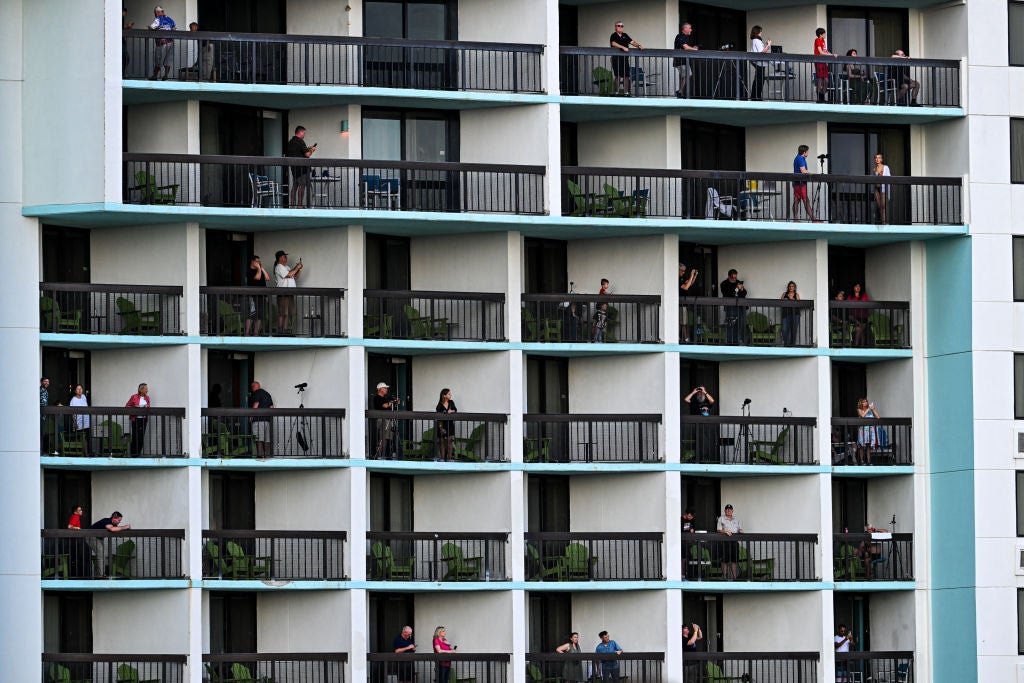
(286, 125), (318, 208)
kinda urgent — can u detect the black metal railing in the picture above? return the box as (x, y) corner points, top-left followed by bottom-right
(680, 296), (814, 347)
(42, 654), (187, 683)
(681, 533), (818, 581)
(829, 300), (911, 348)
(363, 289), (506, 341)
(40, 407), (185, 458)
(831, 417), (912, 465)
(528, 652), (665, 682)
(201, 286), (346, 337)
(680, 416), (817, 465)
(366, 531), (508, 581)
(835, 652), (914, 683)
(681, 652), (819, 683)
(523, 413), (662, 463)
(525, 532), (663, 581)
(201, 408), (345, 458)
(521, 294), (661, 343)
(560, 47), (960, 107)
(364, 411), (507, 462)
(203, 653), (348, 683)
(40, 529), (184, 580)
(40, 283), (183, 335)
(202, 530), (346, 580)
(124, 29), (543, 93)
(833, 533), (914, 581)
(123, 153), (546, 214)
(367, 653), (507, 683)
(563, 168), (962, 226)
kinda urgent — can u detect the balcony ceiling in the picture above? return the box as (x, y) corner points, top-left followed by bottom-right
(24, 204), (967, 248)
(123, 81), (549, 111)
(559, 98), (963, 126)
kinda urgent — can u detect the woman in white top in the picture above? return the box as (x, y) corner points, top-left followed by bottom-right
(70, 384), (90, 455)
(872, 153), (892, 224)
(749, 26), (772, 101)
(274, 249), (303, 333)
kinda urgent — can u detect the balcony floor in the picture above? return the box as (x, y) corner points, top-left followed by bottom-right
(24, 203), (968, 248)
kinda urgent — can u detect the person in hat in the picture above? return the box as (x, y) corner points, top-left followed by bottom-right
(372, 382), (400, 458)
(148, 5), (177, 81)
(274, 250), (303, 333)
(716, 504), (743, 580)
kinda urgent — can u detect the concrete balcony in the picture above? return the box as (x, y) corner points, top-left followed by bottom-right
(680, 416), (817, 465)
(528, 652), (665, 681)
(680, 652), (819, 683)
(367, 653), (507, 683)
(681, 533), (819, 582)
(41, 406), (185, 458)
(202, 408), (346, 459)
(40, 283), (183, 336)
(831, 418), (912, 466)
(363, 289), (506, 342)
(523, 413), (661, 464)
(680, 297), (814, 348)
(833, 533), (914, 581)
(835, 652), (914, 682)
(40, 529), (184, 580)
(41, 654), (186, 683)
(522, 293), (661, 344)
(366, 531), (507, 582)
(364, 411), (507, 462)
(525, 532), (663, 581)
(202, 530), (346, 581)
(201, 286), (346, 338)
(829, 300), (911, 349)
(203, 653), (348, 683)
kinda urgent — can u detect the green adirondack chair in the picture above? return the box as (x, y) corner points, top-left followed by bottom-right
(748, 427), (790, 465)
(40, 296), (82, 333)
(110, 540), (136, 578)
(217, 299), (243, 335)
(116, 663), (159, 683)
(521, 307), (539, 341)
(738, 544), (775, 580)
(746, 311), (778, 345)
(404, 305), (448, 340)
(452, 423), (486, 462)
(563, 542), (594, 581)
(371, 541), (415, 580)
(226, 541), (271, 579)
(116, 297), (161, 335)
(133, 171), (179, 205)
(100, 420), (131, 457)
(592, 66), (615, 95)
(401, 427), (436, 460)
(441, 542), (482, 580)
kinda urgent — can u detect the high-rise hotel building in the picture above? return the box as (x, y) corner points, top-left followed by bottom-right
(1, 0), (1018, 681)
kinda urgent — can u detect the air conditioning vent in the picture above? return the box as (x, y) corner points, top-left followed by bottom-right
(1016, 546), (1024, 576)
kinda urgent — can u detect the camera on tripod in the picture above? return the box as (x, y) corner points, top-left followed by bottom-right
(294, 382), (308, 390)
(719, 43), (735, 50)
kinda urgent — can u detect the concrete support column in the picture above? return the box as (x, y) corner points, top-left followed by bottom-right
(814, 239), (830, 349)
(186, 465), (204, 683)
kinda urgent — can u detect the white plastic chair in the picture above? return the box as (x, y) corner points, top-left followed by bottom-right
(705, 187), (736, 219)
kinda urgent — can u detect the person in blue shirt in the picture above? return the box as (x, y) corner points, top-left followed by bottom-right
(595, 631), (624, 681)
(791, 144), (816, 221)
(148, 6), (177, 81)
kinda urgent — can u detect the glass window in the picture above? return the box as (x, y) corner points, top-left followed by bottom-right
(1012, 119), (1024, 183)
(1016, 354), (1024, 419)
(1014, 237), (1024, 301)
(1011, 2), (1024, 66)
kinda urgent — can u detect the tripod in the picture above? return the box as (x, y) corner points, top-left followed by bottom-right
(292, 384), (311, 455)
(374, 396), (401, 459)
(811, 155), (829, 221)
(711, 58), (749, 99)
(887, 515), (903, 580)
(734, 399), (753, 463)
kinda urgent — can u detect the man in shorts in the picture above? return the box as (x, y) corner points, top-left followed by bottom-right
(249, 381), (274, 456)
(148, 5), (176, 81)
(791, 144), (816, 221)
(673, 23), (698, 97)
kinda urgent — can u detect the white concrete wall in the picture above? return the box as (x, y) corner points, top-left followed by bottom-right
(90, 346), (190, 407)
(719, 359), (819, 417)
(287, 0), (350, 36)
(258, 591), (351, 651)
(746, 124), (825, 175)
(865, 243), (911, 301)
(91, 225), (190, 286)
(569, 473), (665, 531)
(717, 241), (818, 300)
(869, 592), (916, 650)
(722, 592), (822, 650)
(126, 102), (191, 154)
(253, 348), (349, 409)
(254, 228), (350, 289)
(459, 0), (543, 44)
(578, 118), (674, 168)
(91, 468), (189, 528)
(745, 7), (819, 57)
(866, 360), (914, 417)
(411, 353), (511, 414)
(415, 473), (511, 531)
(572, 592), (667, 651)
(416, 593), (512, 651)
(461, 107), (550, 165)
(866, 477), (915, 533)
(255, 469), (349, 530)
(286, 108), (354, 162)
(93, 591), (189, 652)
(577, 0), (675, 51)
(567, 236), (665, 295)
(569, 354), (664, 413)
(411, 233), (510, 293)
(719, 475), (820, 534)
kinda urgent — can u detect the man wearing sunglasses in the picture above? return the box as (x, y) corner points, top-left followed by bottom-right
(609, 21), (644, 96)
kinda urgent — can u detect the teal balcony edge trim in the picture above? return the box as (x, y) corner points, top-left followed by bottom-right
(559, 95), (964, 117)
(668, 464), (827, 475)
(123, 79), (556, 105)
(199, 580), (351, 590)
(833, 580), (916, 591)
(42, 579), (191, 591)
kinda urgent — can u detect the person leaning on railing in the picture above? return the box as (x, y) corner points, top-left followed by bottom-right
(556, 632), (586, 683)
(845, 49), (871, 105)
(87, 511), (132, 577)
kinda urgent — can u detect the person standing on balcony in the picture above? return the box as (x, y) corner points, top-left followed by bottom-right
(392, 625), (416, 683)
(673, 22), (698, 98)
(848, 283), (870, 346)
(148, 6), (176, 81)
(432, 626), (456, 683)
(40, 376), (52, 455)
(123, 8), (135, 77)
(286, 126), (318, 208)
(681, 507), (700, 579)
(749, 26), (771, 101)
(856, 398), (881, 465)
(67, 505), (83, 530)
(594, 631), (624, 681)
(249, 381), (274, 457)
(720, 269), (747, 344)
(609, 21), (643, 97)
(246, 255), (270, 336)
(274, 250), (302, 333)
(679, 263), (699, 342)
(70, 384), (91, 456)
(599, 278), (611, 295)
(373, 382), (400, 458)
(812, 28), (834, 103)
(872, 153), (892, 224)
(592, 303), (610, 343)
(682, 623), (704, 680)
(835, 624), (855, 680)
(87, 511), (131, 577)
(791, 145), (817, 221)
(780, 281), (801, 347)
(716, 504), (743, 580)
(435, 388), (458, 461)
(890, 50), (921, 106)
(125, 383), (151, 456)
(556, 632), (585, 682)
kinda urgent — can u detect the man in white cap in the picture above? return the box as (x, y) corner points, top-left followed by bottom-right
(372, 382), (400, 458)
(148, 5), (176, 81)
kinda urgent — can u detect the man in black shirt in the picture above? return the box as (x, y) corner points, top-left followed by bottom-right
(673, 22), (699, 97)
(88, 511), (131, 577)
(372, 382), (400, 458)
(285, 125), (317, 207)
(609, 21), (643, 96)
(720, 269), (747, 344)
(249, 381), (274, 456)
(392, 626), (416, 683)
